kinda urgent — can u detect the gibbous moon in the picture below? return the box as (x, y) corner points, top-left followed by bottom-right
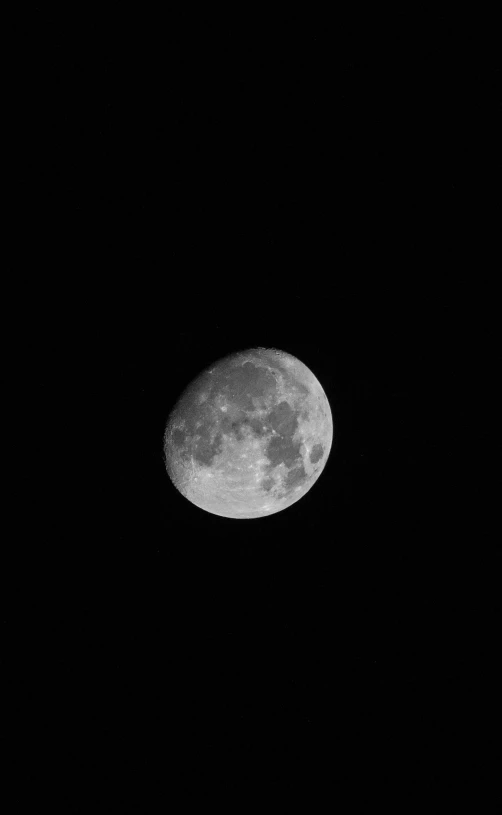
(164, 348), (333, 519)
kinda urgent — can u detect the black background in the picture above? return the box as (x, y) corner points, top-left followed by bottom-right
(16, 10), (499, 808)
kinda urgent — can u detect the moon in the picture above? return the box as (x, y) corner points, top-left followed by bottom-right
(164, 348), (333, 519)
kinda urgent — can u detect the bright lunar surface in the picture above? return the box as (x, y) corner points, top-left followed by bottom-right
(164, 348), (333, 519)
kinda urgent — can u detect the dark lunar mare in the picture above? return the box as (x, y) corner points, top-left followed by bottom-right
(217, 361), (278, 411)
(169, 421), (225, 467)
(260, 400), (307, 496)
(282, 461), (307, 492)
(217, 399), (303, 471)
(309, 443), (324, 464)
(263, 401), (302, 468)
(171, 429), (186, 447)
(167, 359), (309, 475)
(168, 383), (223, 466)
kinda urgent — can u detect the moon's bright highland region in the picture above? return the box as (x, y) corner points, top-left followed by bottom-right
(164, 348), (333, 519)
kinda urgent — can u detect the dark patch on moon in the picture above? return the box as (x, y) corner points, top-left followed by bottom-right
(283, 461), (307, 491)
(218, 361), (278, 411)
(309, 443), (324, 464)
(267, 401), (296, 434)
(219, 415), (233, 434)
(260, 476), (274, 492)
(247, 417), (268, 437)
(216, 398), (303, 473)
(169, 404), (225, 468)
(266, 433), (301, 469)
(264, 401), (301, 468)
(192, 430), (224, 467)
(172, 429), (186, 448)
(219, 413), (267, 442)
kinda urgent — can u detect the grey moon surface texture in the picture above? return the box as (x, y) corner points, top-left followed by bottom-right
(164, 348), (333, 519)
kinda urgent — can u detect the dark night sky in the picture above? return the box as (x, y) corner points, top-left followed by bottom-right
(18, 11), (498, 804)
